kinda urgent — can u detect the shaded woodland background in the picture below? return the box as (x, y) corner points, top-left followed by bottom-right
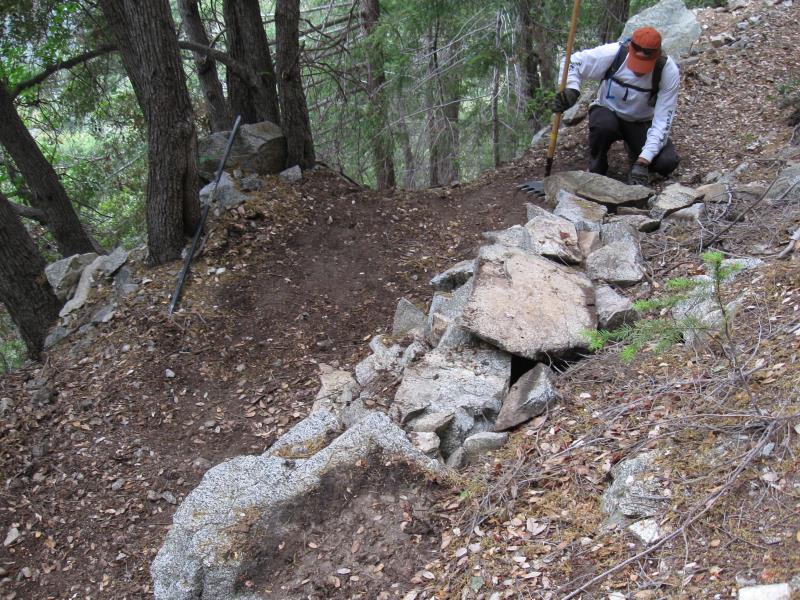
(0, 0), (749, 366)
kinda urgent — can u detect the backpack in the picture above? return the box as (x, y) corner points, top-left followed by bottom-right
(603, 41), (667, 107)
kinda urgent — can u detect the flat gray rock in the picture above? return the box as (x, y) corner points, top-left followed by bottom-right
(482, 224), (532, 251)
(553, 190), (608, 231)
(392, 297), (426, 337)
(151, 412), (438, 600)
(45, 253), (98, 301)
(525, 202), (553, 221)
(622, 0), (701, 57)
(648, 183), (704, 219)
(494, 364), (558, 431)
(96, 247), (129, 277)
(737, 584), (792, 600)
(596, 285), (638, 330)
(525, 214), (582, 264)
(463, 431), (509, 457)
(429, 260), (474, 292)
(586, 241), (646, 287)
(460, 245), (597, 359)
(545, 171), (652, 208)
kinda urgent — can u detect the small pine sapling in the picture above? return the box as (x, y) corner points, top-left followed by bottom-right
(585, 251), (742, 362)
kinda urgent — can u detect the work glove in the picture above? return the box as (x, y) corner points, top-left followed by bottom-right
(628, 163), (650, 186)
(552, 88), (580, 113)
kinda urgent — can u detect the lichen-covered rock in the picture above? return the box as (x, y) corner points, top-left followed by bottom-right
(394, 344), (511, 457)
(460, 245), (597, 359)
(197, 120), (286, 180)
(585, 241), (646, 287)
(151, 412), (438, 600)
(525, 214), (582, 264)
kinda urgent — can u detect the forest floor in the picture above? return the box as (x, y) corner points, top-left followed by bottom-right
(2, 1), (800, 599)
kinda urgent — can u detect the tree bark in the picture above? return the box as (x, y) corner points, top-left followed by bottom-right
(223, 0), (281, 125)
(178, 0), (233, 132)
(513, 0), (544, 128)
(426, 20), (460, 187)
(0, 82), (97, 257)
(491, 11), (502, 168)
(98, 0), (200, 265)
(599, 0), (629, 44)
(361, 0), (395, 189)
(275, 0), (316, 169)
(0, 191), (62, 358)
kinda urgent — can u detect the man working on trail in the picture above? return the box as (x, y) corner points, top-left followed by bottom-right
(552, 26), (680, 185)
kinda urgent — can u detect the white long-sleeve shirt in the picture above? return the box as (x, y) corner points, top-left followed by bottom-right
(563, 43), (680, 162)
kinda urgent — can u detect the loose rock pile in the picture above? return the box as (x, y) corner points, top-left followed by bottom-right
(150, 170), (723, 599)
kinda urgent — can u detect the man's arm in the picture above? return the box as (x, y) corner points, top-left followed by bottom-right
(562, 43), (623, 91)
(639, 61), (680, 163)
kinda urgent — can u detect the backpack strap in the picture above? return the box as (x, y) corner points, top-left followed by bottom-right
(604, 41), (668, 106)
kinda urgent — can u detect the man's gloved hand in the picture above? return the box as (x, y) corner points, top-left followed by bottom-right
(552, 88), (580, 113)
(628, 162), (650, 186)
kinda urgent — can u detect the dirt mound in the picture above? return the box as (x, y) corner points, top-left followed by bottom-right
(240, 457), (444, 599)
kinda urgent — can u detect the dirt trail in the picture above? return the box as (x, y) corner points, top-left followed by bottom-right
(1, 2), (799, 598)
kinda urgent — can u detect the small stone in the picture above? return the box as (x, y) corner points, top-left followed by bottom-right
(202, 420), (217, 429)
(161, 491), (178, 505)
(279, 165), (303, 183)
(3, 527), (20, 547)
(147, 490), (160, 502)
(628, 518), (664, 544)
(111, 478), (126, 491)
(737, 583), (791, 600)
(463, 432), (509, 456)
(165, 369), (176, 379)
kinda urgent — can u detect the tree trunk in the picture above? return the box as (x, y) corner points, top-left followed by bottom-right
(396, 118), (417, 189)
(513, 0), (544, 128)
(491, 11), (502, 168)
(361, 0), (395, 189)
(98, 0), (200, 265)
(275, 0), (316, 169)
(599, 0), (629, 44)
(178, 0), (233, 132)
(0, 191), (62, 358)
(0, 82), (96, 257)
(223, 0), (281, 125)
(426, 20), (460, 187)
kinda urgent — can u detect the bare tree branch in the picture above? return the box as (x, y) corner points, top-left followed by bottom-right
(12, 45), (117, 98)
